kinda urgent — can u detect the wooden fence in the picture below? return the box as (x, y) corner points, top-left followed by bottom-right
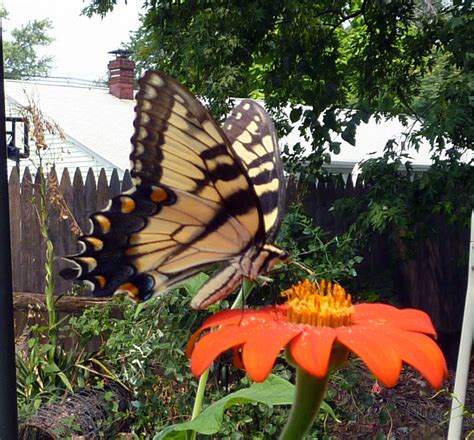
(9, 166), (133, 296)
(289, 173), (469, 365)
(10, 167), (470, 364)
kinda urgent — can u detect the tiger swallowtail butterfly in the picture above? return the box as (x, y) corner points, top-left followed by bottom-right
(61, 71), (287, 309)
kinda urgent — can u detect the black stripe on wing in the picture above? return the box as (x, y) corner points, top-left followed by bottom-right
(223, 99), (285, 239)
(130, 71), (267, 244)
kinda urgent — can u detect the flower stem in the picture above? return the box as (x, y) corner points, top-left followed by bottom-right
(189, 279), (256, 439)
(191, 367), (209, 421)
(38, 165), (57, 363)
(279, 368), (330, 440)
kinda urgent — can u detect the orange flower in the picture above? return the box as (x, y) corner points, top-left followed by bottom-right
(187, 280), (448, 389)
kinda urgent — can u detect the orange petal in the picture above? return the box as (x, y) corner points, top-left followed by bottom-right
(336, 325), (402, 387)
(186, 310), (249, 357)
(190, 325), (260, 377)
(199, 309), (260, 330)
(233, 347), (244, 370)
(390, 308), (437, 336)
(380, 328), (448, 389)
(290, 327), (336, 378)
(353, 304), (437, 336)
(186, 309), (273, 357)
(242, 323), (301, 382)
(200, 307), (283, 331)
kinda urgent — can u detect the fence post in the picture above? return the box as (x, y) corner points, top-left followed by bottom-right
(447, 210), (474, 439)
(0, 14), (19, 439)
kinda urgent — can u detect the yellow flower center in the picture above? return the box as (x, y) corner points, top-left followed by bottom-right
(282, 279), (354, 327)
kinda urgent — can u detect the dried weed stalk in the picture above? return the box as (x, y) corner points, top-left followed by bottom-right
(16, 93), (66, 150)
(16, 93), (82, 236)
(47, 172), (82, 236)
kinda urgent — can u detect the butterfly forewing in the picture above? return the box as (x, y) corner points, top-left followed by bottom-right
(61, 71), (285, 307)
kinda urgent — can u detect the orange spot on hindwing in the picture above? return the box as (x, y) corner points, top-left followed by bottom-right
(120, 196), (136, 213)
(94, 275), (106, 289)
(119, 282), (140, 301)
(150, 186), (168, 203)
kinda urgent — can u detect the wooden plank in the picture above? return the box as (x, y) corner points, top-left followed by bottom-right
(121, 170), (133, 192)
(96, 168), (111, 211)
(285, 174), (299, 209)
(109, 168), (121, 198)
(13, 292), (111, 314)
(84, 167), (97, 216)
(9, 167), (21, 292)
(354, 174), (364, 197)
(59, 169), (80, 237)
(346, 173), (354, 192)
(46, 168), (65, 295)
(33, 169), (46, 294)
(72, 167), (86, 235)
(20, 167), (34, 293)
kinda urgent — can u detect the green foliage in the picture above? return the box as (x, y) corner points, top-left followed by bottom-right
(81, 0), (127, 18)
(156, 375), (292, 439)
(66, 278), (342, 438)
(155, 374), (337, 439)
(276, 203), (363, 287)
(69, 288), (201, 436)
(4, 18), (54, 79)
(334, 155), (474, 246)
(112, 0), (471, 155)
(16, 326), (95, 421)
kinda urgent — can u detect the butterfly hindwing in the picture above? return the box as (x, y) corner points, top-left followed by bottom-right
(223, 100), (285, 239)
(62, 71), (287, 306)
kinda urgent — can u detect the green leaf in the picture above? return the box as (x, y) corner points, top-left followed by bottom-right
(182, 272), (209, 296)
(43, 362), (60, 373)
(341, 123), (356, 146)
(289, 107), (303, 123)
(133, 301), (147, 319)
(154, 374), (337, 439)
(154, 375), (293, 439)
(57, 372), (74, 393)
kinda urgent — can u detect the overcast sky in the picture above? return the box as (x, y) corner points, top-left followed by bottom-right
(2, 0), (142, 81)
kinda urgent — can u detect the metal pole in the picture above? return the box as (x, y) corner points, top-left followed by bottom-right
(447, 210), (474, 439)
(0, 10), (19, 440)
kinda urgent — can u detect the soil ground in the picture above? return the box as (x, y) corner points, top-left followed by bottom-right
(326, 359), (474, 439)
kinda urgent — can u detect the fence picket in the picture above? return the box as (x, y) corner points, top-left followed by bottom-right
(33, 170), (46, 294)
(72, 168), (86, 233)
(57, 168), (76, 294)
(121, 169), (133, 192)
(84, 168), (97, 216)
(109, 169), (121, 198)
(96, 168), (110, 211)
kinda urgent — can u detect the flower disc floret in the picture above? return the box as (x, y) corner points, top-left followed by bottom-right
(283, 279), (354, 327)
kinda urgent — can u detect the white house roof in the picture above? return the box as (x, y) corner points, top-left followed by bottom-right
(282, 113), (473, 174)
(5, 78), (136, 172)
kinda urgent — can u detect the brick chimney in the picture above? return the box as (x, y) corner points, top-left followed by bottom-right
(108, 49), (135, 100)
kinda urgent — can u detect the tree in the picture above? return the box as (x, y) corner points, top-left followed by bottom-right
(4, 17), (54, 79)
